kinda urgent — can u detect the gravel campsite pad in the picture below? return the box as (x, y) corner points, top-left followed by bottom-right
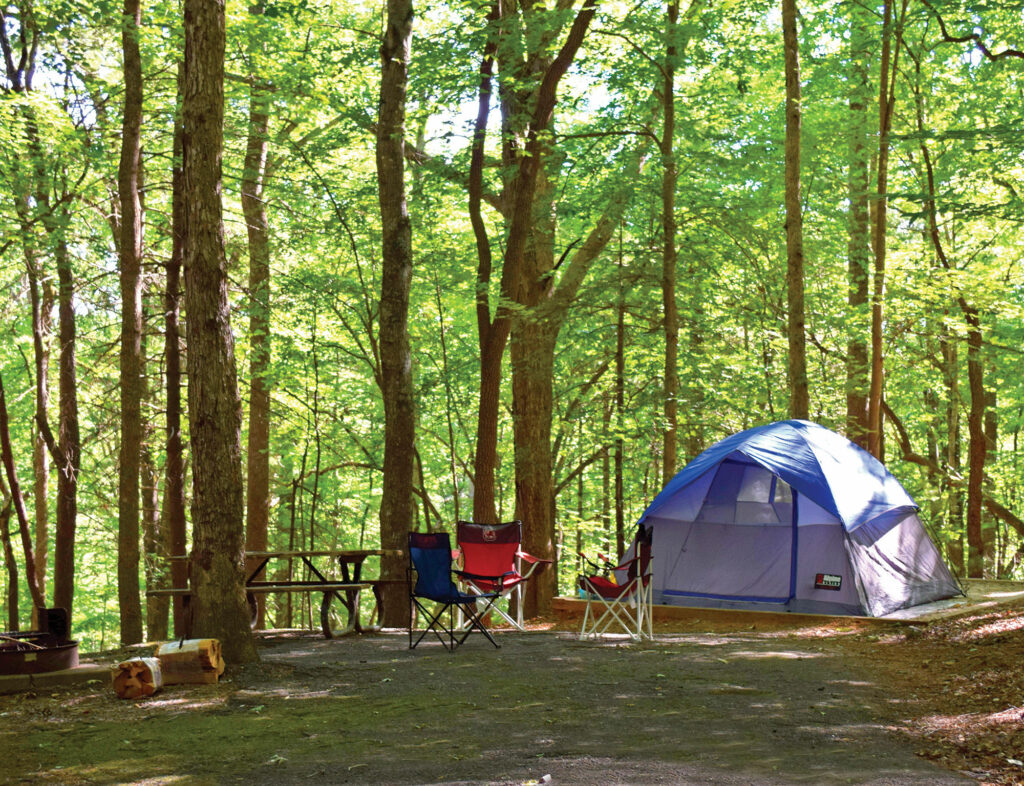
(2, 599), (1023, 785)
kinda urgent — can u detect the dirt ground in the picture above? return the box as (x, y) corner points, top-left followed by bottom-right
(1, 598), (1022, 786)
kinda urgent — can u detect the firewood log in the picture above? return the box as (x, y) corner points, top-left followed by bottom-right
(112, 657), (162, 699)
(155, 638), (225, 684)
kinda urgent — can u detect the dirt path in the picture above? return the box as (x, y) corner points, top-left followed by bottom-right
(1, 628), (971, 785)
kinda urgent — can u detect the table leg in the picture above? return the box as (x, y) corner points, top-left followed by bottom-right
(320, 588), (360, 638)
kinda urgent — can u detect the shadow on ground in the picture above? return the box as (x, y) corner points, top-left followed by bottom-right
(0, 627), (970, 785)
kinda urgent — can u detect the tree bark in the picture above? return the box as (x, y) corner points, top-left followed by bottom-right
(51, 225), (80, 618)
(468, 3), (501, 523)
(0, 372), (45, 610)
(166, 61), (189, 637)
(242, 80), (272, 630)
(661, 0), (680, 480)
(141, 439), (168, 642)
(513, 145), (648, 616)
(965, 312), (985, 577)
(375, 0), (416, 626)
(32, 279), (52, 601)
(470, 0), (597, 526)
(614, 253), (626, 559)
(183, 0), (258, 663)
(782, 0), (808, 420)
(866, 0), (908, 457)
(845, 0), (872, 448)
(942, 330), (964, 574)
(0, 480), (19, 631)
(118, 0), (145, 645)
(915, 106), (987, 577)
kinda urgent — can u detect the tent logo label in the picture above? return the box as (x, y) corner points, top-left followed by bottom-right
(814, 573), (842, 591)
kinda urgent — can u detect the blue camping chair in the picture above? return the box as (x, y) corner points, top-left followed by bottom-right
(407, 531), (501, 651)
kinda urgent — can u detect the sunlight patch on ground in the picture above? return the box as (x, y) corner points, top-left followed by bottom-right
(727, 649), (825, 660)
(146, 694), (227, 711)
(34, 756), (197, 785)
(953, 615), (1024, 642)
(917, 706), (1024, 733)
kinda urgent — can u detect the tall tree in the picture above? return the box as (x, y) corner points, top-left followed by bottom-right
(32, 280), (51, 600)
(467, 0), (501, 524)
(845, 0), (872, 448)
(183, 0), (258, 663)
(165, 61), (189, 636)
(782, 0), (808, 420)
(0, 372), (44, 611)
(242, 77), (272, 629)
(2, 4), (81, 619)
(661, 0), (680, 480)
(164, 61), (189, 638)
(375, 0), (416, 625)
(117, 0), (145, 645)
(866, 0), (908, 457)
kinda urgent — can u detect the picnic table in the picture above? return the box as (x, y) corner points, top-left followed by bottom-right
(147, 548), (402, 638)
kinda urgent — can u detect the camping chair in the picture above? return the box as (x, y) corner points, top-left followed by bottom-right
(578, 526), (653, 640)
(455, 520), (552, 631)
(407, 531), (501, 651)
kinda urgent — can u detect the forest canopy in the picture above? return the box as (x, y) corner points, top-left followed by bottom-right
(0, 0), (1022, 650)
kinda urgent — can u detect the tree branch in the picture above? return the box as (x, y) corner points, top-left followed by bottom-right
(920, 0), (1024, 60)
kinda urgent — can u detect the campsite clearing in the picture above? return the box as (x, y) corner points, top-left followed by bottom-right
(1, 584), (1022, 785)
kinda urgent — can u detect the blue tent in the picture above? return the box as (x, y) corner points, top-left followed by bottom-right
(638, 420), (961, 616)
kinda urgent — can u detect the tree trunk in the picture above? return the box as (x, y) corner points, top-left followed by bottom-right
(982, 388), (997, 567)
(141, 440), (168, 642)
(166, 61), (188, 637)
(32, 280), (53, 602)
(942, 333), (964, 574)
(375, 0), (416, 627)
(965, 311), (985, 577)
(866, 0), (908, 457)
(242, 80), (272, 630)
(118, 0), (145, 646)
(511, 325), (558, 614)
(915, 105), (986, 578)
(0, 372), (45, 610)
(468, 6), (501, 524)
(614, 260), (626, 559)
(782, 0), (808, 420)
(845, 0), (872, 448)
(183, 0), (258, 664)
(510, 142), (646, 616)
(0, 481), (19, 631)
(661, 0), (680, 481)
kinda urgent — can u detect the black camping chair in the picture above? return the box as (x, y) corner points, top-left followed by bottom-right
(407, 531), (501, 651)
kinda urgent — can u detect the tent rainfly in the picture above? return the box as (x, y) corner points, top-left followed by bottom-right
(637, 420), (962, 617)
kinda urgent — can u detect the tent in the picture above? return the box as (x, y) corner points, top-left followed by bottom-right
(637, 420), (962, 617)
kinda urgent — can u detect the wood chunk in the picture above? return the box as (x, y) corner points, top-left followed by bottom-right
(155, 638), (225, 684)
(112, 657), (162, 699)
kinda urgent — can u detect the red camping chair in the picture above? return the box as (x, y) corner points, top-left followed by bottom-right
(455, 520), (552, 631)
(578, 526), (653, 640)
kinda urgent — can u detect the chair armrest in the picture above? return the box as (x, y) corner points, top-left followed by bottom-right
(515, 551), (553, 580)
(454, 569), (515, 584)
(516, 550), (553, 565)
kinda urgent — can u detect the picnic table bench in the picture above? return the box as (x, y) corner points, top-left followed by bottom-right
(146, 548), (402, 638)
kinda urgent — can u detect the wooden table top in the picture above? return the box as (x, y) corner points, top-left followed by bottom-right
(167, 549), (404, 560)
(245, 549), (403, 559)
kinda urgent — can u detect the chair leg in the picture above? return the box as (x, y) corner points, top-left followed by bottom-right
(455, 602), (499, 649)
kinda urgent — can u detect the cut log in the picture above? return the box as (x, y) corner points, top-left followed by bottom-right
(155, 638), (225, 684)
(112, 657), (162, 699)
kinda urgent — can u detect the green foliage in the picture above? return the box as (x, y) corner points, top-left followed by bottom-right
(0, 0), (1022, 643)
